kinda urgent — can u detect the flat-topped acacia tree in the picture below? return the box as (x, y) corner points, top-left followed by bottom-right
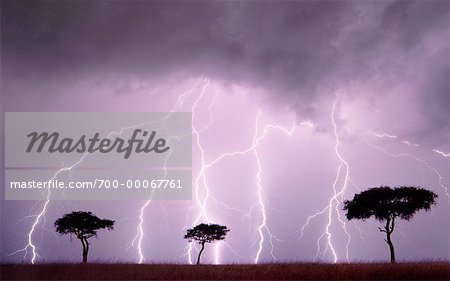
(343, 186), (437, 263)
(184, 223), (230, 264)
(54, 211), (115, 263)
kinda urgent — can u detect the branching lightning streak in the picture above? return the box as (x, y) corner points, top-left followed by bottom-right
(186, 79), (218, 264)
(253, 111), (268, 263)
(253, 113), (299, 263)
(132, 79), (211, 264)
(330, 100), (351, 262)
(132, 144), (176, 263)
(184, 106), (301, 264)
(360, 135), (450, 204)
(368, 131), (450, 159)
(433, 149), (450, 157)
(253, 110), (272, 264)
(364, 129), (449, 203)
(11, 153), (88, 263)
(368, 131), (398, 139)
(299, 99), (351, 263)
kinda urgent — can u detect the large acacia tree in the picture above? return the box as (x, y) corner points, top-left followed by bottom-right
(184, 223), (230, 264)
(54, 211), (115, 263)
(343, 186), (437, 263)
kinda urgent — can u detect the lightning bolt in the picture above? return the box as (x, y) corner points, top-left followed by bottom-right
(368, 131), (398, 139)
(322, 99), (352, 262)
(185, 79), (219, 264)
(298, 99), (352, 263)
(253, 111), (270, 264)
(433, 149), (450, 158)
(183, 100), (304, 264)
(360, 134), (450, 204)
(363, 129), (449, 203)
(10, 153), (89, 263)
(131, 78), (212, 264)
(253, 113), (300, 263)
(368, 131), (450, 159)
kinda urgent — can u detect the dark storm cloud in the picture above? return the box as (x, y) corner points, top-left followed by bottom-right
(378, 1), (450, 144)
(2, 0), (449, 142)
(1, 1), (348, 95)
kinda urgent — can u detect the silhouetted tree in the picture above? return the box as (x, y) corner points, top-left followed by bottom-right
(184, 223), (230, 264)
(343, 186), (437, 263)
(54, 211), (115, 263)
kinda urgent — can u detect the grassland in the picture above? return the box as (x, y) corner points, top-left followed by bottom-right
(1, 262), (449, 280)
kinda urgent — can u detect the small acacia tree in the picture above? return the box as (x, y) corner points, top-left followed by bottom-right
(343, 186), (437, 263)
(54, 211), (115, 263)
(184, 223), (230, 264)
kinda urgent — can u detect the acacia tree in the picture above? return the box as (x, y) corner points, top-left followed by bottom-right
(343, 186), (437, 263)
(54, 211), (115, 263)
(184, 223), (230, 264)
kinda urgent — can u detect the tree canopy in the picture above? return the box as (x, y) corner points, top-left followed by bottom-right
(184, 223), (229, 244)
(343, 186), (437, 222)
(55, 211), (115, 239)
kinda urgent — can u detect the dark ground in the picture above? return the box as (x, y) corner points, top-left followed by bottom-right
(1, 263), (449, 280)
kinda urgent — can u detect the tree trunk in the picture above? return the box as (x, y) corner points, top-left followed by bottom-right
(80, 237), (89, 264)
(384, 217), (396, 264)
(386, 234), (395, 263)
(196, 242), (205, 265)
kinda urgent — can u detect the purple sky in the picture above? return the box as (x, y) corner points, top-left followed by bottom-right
(1, 0), (449, 263)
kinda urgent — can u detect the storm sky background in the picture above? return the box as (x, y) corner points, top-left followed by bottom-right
(1, 0), (449, 263)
